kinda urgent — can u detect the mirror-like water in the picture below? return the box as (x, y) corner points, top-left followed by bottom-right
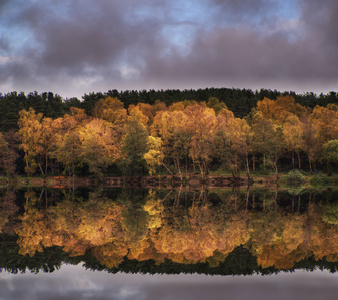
(0, 187), (337, 299)
(0, 265), (337, 300)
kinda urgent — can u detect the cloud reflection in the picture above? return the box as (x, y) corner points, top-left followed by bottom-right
(0, 265), (337, 300)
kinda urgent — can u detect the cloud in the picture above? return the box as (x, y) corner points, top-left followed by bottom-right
(140, 0), (338, 92)
(0, 0), (165, 95)
(300, 0), (338, 59)
(209, 0), (277, 18)
(0, 0), (337, 98)
(15, 1), (148, 71)
(117, 286), (143, 299)
(0, 0), (10, 13)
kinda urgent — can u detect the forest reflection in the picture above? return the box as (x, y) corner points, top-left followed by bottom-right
(0, 187), (337, 275)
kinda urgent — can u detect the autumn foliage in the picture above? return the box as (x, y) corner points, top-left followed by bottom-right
(0, 95), (337, 178)
(1, 188), (336, 271)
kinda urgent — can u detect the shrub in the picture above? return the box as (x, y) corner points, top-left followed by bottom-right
(282, 169), (305, 186)
(309, 173), (329, 187)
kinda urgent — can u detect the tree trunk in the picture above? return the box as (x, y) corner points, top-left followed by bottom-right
(252, 192), (255, 209)
(161, 161), (172, 175)
(25, 153), (29, 168)
(176, 158), (183, 180)
(25, 153), (30, 177)
(263, 153), (266, 170)
(203, 160), (208, 176)
(292, 152), (295, 169)
(38, 158), (45, 176)
(308, 154), (312, 174)
(45, 154), (48, 176)
(327, 159), (330, 175)
(297, 152), (301, 170)
(72, 161), (75, 190)
(246, 186), (250, 211)
(198, 162), (204, 179)
(245, 152), (250, 181)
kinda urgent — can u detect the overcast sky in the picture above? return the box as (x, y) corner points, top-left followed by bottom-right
(1, 0), (337, 99)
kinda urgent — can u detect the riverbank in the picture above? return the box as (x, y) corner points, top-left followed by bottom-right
(2, 173), (336, 190)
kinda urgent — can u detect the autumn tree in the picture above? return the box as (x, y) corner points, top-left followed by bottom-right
(51, 108), (90, 178)
(127, 105), (149, 128)
(301, 115), (318, 173)
(323, 139), (338, 174)
(169, 102), (185, 112)
(54, 131), (82, 178)
(283, 115), (303, 169)
(311, 105), (338, 147)
(78, 119), (122, 178)
(134, 102), (155, 126)
(214, 108), (253, 179)
(302, 106), (338, 172)
(36, 117), (60, 175)
(184, 104), (217, 177)
(0, 132), (18, 177)
(152, 100), (167, 114)
(230, 118), (253, 180)
(119, 119), (149, 176)
(93, 97), (127, 126)
(207, 97), (227, 115)
(251, 111), (284, 177)
(257, 95), (307, 124)
(143, 136), (172, 175)
(17, 108), (43, 176)
(151, 110), (190, 177)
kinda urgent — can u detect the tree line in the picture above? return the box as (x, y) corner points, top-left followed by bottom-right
(1, 88), (337, 132)
(0, 91), (337, 179)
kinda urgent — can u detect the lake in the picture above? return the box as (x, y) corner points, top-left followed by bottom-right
(0, 187), (337, 299)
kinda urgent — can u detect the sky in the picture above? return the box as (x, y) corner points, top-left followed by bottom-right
(0, 0), (337, 99)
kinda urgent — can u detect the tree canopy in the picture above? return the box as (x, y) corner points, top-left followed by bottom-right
(0, 88), (337, 178)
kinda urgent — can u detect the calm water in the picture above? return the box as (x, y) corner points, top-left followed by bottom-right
(0, 187), (337, 299)
(0, 265), (337, 300)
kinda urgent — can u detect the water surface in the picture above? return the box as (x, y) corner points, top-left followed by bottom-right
(0, 187), (337, 299)
(1, 265), (337, 300)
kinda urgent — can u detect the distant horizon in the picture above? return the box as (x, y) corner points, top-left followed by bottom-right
(1, 85), (337, 100)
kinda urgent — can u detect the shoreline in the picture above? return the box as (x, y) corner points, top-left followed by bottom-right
(2, 173), (337, 190)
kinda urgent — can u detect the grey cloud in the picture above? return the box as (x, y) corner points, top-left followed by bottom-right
(0, 0), (10, 13)
(1, 0), (337, 97)
(140, 0), (338, 91)
(207, 0), (280, 25)
(143, 28), (315, 81)
(0, 0), (166, 96)
(4, 0), (169, 95)
(300, 0), (338, 59)
(16, 2), (139, 70)
(210, 0), (276, 14)
(0, 35), (9, 52)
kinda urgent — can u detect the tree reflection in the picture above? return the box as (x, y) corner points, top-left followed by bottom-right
(0, 187), (337, 275)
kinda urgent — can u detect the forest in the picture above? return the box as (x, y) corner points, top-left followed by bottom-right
(0, 87), (337, 180)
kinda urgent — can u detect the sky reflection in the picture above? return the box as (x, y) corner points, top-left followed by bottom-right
(0, 264), (337, 300)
